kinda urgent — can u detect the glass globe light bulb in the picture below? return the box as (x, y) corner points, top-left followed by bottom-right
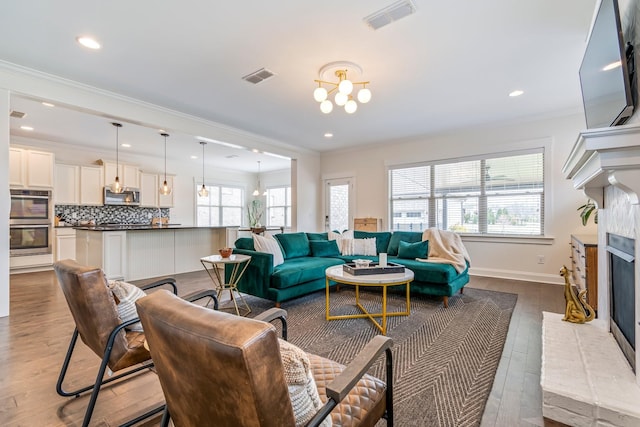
(198, 185), (209, 197)
(320, 99), (333, 114)
(335, 92), (348, 106)
(313, 87), (328, 102)
(160, 180), (172, 195)
(338, 79), (353, 95)
(345, 99), (358, 114)
(111, 177), (123, 194)
(357, 88), (372, 103)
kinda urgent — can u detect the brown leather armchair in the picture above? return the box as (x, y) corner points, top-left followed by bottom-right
(136, 290), (394, 427)
(53, 259), (218, 427)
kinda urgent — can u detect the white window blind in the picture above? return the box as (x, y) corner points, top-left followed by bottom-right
(389, 149), (544, 236)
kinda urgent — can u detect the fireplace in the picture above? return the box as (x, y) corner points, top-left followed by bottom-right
(553, 123), (640, 425)
(607, 233), (636, 371)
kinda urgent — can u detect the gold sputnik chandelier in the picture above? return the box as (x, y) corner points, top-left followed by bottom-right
(313, 61), (371, 114)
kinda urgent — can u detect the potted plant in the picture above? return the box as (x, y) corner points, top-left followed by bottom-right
(248, 199), (264, 227)
(577, 200), (598, 226)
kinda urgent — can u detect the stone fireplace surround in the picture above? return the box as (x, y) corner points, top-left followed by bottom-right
(544, 123), (640, 426)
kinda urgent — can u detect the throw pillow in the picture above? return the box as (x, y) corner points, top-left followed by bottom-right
(340, 237), (377, 256)
(275, 232), (311, 259)
(387, 231), (423, 256)
(398, 240), (429, 259)
(278, 339), (332, 427)
(253, 233), (285, 267)
(309, 240), (341, 257)
(107, 280), (147, 331)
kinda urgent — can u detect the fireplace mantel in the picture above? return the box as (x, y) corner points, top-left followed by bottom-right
(563, 123), (640, 207)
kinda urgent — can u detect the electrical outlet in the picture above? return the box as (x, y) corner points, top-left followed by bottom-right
(537, 255), (545, 264)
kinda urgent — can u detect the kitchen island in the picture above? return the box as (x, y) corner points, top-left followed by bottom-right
(74, 225), (227, 280)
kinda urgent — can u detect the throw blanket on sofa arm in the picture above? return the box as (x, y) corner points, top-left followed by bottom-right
(416, 228), (471, 274)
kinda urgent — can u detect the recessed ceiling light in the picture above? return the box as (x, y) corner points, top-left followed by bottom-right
(121, 143), (131, 148)
(324, 133), (333, 138)
(509, 90), (524, 97)
(252, 148), (261, 153)
(190, 155), (198, 159)
(20, 125), (34, 131)
(41, 102), (55, 107)
(76, 36), (101, 50)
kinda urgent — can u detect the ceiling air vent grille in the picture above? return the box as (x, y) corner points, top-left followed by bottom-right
(242, 68), (276, 84)
(364, 0), (417, 30)
(9, 110), (26, 119)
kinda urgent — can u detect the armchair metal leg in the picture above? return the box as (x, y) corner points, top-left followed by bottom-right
(56, 327), (155, 427)
(160, 407), (171, 427)
(56, 328), (152, 398)
(384, 347), (394, 426)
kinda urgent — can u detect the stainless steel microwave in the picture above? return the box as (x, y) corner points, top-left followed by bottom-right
(104, 187), (140, 206)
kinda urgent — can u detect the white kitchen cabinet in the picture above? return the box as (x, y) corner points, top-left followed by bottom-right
(139, 173), (175, 207)
(158, 175), (175, 208)
(102, 161), (139, 190)
(9, 147), (25, 187)
(10, 147), (54, 188)
(55, 164), (80, 205)
(55, 228), (76, 261)
(75, 230), (127, 280)
(140, 172), (159, 207)
(80, 166), (104, 205)
(28, 150), (55, 188)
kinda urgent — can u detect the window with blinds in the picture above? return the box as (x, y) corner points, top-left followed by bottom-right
(389, 149), (544, 235)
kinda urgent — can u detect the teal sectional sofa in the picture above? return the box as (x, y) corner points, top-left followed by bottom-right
(230, 231), (469, 307)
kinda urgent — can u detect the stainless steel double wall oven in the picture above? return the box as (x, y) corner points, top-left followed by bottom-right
(9, 189), (53, 256)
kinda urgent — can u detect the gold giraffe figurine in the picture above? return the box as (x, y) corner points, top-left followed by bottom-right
(560, 265), (595, 323)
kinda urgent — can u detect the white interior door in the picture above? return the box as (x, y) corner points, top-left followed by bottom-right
(325, 178), (353, 232)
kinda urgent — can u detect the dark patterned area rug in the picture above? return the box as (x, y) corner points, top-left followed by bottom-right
(240, 286), (517, 427)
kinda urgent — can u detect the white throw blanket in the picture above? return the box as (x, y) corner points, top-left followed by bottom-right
(417, 228), (470, 273)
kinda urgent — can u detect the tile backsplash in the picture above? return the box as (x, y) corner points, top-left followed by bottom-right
(55, 205), (169, 225)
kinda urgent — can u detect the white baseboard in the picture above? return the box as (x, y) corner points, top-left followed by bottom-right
(469, 267), (563, 285)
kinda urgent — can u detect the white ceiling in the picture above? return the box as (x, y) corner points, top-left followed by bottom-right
(1, 0), (596, 171)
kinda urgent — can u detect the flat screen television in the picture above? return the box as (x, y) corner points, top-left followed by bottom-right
(579, 0), (634, 129)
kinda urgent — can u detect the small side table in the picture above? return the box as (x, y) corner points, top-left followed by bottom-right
(200, 254), (252, 316)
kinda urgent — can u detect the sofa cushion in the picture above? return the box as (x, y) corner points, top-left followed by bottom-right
(271, 257), (344, 290)
(275, 233), (311, 259)
(353, 231), (391, 255)
(306, 232), (329, 241)
(309, 240), (341, 257)
(234, 237), (255, 250)
(387, 231), (423, 256)
(398, 240), (429, 259)
(391, 258), (467, 283)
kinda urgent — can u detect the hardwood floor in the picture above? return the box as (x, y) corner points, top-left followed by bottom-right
(0, 270), (564, 426)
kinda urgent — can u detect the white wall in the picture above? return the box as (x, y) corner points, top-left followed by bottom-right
(291, 155), (321, 232)
(320, 113), (596, 284)
(1, 89), (9, 317)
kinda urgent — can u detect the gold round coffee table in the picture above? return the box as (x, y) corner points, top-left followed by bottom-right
(325, 265), (413, 335)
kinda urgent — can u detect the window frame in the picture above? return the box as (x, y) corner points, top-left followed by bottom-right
(389, 148), (546, 237)
(195, 183), (245, 227)
(265, 185), (291, 228)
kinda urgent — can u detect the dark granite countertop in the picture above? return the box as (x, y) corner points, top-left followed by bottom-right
(71, 224), (225, 231)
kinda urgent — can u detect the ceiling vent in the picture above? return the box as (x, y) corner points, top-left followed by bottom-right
(242, 68), (276, 84)
(364, 0), (417, 30)
(9, 110), (26, 119)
